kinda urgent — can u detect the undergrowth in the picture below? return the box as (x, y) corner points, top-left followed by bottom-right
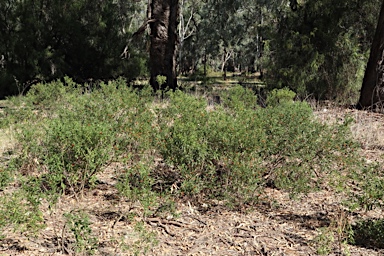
(0, 78), (382, 253)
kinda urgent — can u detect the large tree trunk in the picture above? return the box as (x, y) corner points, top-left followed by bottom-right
(149, 0), (179, 91)
(358, 0), (384, 109)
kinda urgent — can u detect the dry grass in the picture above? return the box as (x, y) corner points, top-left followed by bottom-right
(314, 106), (384, 163)
(0, 127), (16, 161)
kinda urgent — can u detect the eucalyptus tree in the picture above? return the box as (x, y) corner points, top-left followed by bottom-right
(196, 0), (262, 77)
(358, 0), (384, 108)
(265, 0), (380, 101)
(177, 0), (200, 74)
(0, 0), (22, 97)
(148, 0), (179, 91)
(131, 0), (179, 90)
(0, 0), (138, 98)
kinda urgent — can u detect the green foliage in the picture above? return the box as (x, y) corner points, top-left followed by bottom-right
(265, 0), (380, 102)
(220, 86), (258, 111)
(154, 85), (359, 203)
(0, 166), (12, 190)
(41, 117), (116, 195)
(132, 221), (159, 255)
(0, 0), (146, 98)
(9, 78), (154, 202)
(0, 0), (379, 103)
(13, 98), (116, 197)
(1, 78), (377, 251)
(0, 190), (44, 235)
(314, 227), (335, 255)
(351, 219), (384, 249)
(25, 77), (78, 107)
(156, 75), (167, 87)
(120, 52), (149, 81)
(262, 103), (358, 195)
(313, 208), (353, 255)
(348, 163), (384, 211)
(64, 210), (98, 254)
(116, 161), (159, 216)
(266, 87), (296, 107)
(118, 221), (159, 255)
(4, 80), (362, 205)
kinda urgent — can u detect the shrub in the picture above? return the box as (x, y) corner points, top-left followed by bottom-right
(0, 168), (12, 191)
(154, 86), (359, 204)
(25, 76), (79, 108)
(220, 85), (258, 111)
(348, 162), (384, 211)
(11, 78), (154, 202)
(351, 219), (384, 249)
(0, 190), (44, 235)
(3, 78), (365, 220)
(266, 87), (296, 107)
(116, 160), (160, 216)
(42, 118), (116, 194)
(259, 102), (358, 194)
(63, 210), (98, 254)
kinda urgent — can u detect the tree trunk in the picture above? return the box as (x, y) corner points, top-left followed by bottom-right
(203, 51), (207, 76)
(149, 0), (179, 91)
(358, 0), (384, 109)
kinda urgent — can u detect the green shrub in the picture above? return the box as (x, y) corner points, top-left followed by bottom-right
(116, 160), (159, 216)
(3, 78), (365, 218)
(123, 221), (158, 255)
(11, 78), (154, 202)
(153, 90), (211, 195)
(348, 162), (384, 211)
(2, 77), (383, 255)
(0, 163), (12, 190)
(258, 101), (357, 196)
(154, 87), (358, 204)
(0, 190), (44, 235)
(64, 210), (98, 254)
(42, 118), (116, 194)
(220, 85), (258, 111)
(351, 219), (384, 249)
(156, 75), (167, 87)
(25, 76), (79, 108)
(266, 87), (296, 107)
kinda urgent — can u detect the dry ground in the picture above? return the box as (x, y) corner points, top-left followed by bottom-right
(1, 107), (384, 256)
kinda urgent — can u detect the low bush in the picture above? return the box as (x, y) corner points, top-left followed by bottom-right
(0, 167), (12, 190)
(0, 81), (371, 242)
(0, 190), (44, 236)
(351, 219), (384, 249)
(266, 87), (296, 107)
(7, 78), (154, 202)
(347, 162), (384, 211)
(154, 86), (359, 205)
(63, 210), (98, 254)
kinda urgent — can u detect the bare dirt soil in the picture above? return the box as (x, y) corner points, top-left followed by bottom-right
(1, 107), (384, 256)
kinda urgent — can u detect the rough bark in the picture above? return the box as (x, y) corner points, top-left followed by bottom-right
(358, 0), (384, 109)
(149, 0), (179, 91)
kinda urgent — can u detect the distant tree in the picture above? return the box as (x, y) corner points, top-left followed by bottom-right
(265, 0), (380, 102)
(358, 0), (384, 109)
(197, 0), (261, 77)
(0, 0), (139, 98)
(177, 0), (198, 75)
